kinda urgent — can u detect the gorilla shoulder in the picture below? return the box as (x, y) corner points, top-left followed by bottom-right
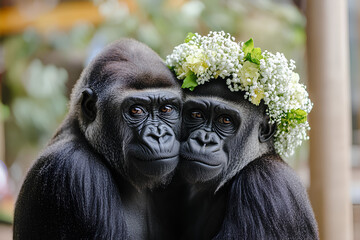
(14, 129), (126, 239)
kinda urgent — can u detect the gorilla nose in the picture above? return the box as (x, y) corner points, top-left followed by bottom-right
(189, 130), (221, 153)
(193, 130), (217, 145)
(147, 125), (168, 138)
(142, 125), (174, 145)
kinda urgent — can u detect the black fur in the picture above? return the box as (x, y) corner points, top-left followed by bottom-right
(14, 122), (127, 239)
(214, 155), (318, 240)
(180, 80), (318, 239)
(14, 39), (183, 239)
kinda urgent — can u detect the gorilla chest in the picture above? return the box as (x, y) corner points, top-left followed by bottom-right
(122, 192), (167, 240)
(122, 193), (150, 239)
(184, 191), (227, 239)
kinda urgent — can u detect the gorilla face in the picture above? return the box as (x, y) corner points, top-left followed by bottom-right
(180, 98), (240, 182)
(121, 90), (182, 177)
(76, 39), (183, 189)
(82, 86), (182, 191)
(81, 87), (182, 189)
(180, 80), (276, 189)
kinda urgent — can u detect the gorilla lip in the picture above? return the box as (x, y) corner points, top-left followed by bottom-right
(132, 156), (179, 177)
(180, 153), (222, 167)
(133, 155), (179, 162)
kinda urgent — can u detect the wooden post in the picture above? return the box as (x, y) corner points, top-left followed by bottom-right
(307, 0), (353, 239)
(0, 83), (4, 163)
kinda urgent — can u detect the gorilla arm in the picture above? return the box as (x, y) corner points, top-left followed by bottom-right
(14, 121), (127, 239)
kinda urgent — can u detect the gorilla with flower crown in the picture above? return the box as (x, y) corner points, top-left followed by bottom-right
(167, 31), (318, 239)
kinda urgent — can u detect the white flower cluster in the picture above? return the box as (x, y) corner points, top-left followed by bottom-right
(166, 31), (313, 157)
(166, 31), (244, 85)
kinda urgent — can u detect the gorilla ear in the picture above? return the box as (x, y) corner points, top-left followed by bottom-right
(81, 88), (97, 122)
(259, 117), (276, 143)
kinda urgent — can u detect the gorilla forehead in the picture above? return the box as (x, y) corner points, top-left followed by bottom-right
(119, 88), (182, 106)
(185, 80), (264, 114)
(186, 80), (241, 101)
(84, 38), (178, 91)
(184, 96), (246, 112)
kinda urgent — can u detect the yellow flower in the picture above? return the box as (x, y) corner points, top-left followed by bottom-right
(251, 87), (265, 105)
(175, 64), (192, 79)
(214, 70), (221, 79)
(239, 61), (260, 87)
(185, 51), (209, 75)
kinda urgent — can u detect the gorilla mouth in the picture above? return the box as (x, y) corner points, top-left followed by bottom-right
(180, 153), (222, 168)
(132, 155), (179, 177)
(135, 155), (178, 162)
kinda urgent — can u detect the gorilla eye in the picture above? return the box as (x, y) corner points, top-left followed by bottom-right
(130, 106), (144, 115)
(160, 105), (173, 113)
(218, 116), (232, 124)
(191, 111), (203, 119)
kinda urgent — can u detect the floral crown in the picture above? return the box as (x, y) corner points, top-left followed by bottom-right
(166, 31), (313, 157)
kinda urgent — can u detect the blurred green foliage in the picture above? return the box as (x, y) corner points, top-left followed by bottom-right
(1, 0), (306, 168)
(12, 59), (68, 141)
(0, 103), (10, 121)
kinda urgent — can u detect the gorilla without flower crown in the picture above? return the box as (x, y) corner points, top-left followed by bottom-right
(14, 39), (183, 239)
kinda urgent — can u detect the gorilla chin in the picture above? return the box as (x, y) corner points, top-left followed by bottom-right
(131, 155), (179, 177)
(180, 142), (227, 183)
(128, 140), (180, 177)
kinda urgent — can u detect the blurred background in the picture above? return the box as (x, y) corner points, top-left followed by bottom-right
(0, 0), (358, 239)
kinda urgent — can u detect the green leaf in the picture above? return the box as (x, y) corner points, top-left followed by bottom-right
(182, 72), (198, 90)
(243, 39), (263, 65)
(291, 109), (307, 124)
(184, 32), (196, 43)
(251, 47), (263, 64)
(243, 38), (254, 55)
(279, 109), (308, 132)
(244, 53), (252, 62)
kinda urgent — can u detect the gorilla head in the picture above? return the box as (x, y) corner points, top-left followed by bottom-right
(168, 32), (317, 239)
(70, 39), (182, 190)
(180, 79), (276, 190)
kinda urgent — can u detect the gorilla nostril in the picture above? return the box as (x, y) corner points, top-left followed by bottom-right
(194, 137), (205, 146)
(204, 133), (215, 144)
(193, 135), (217, 146)
(190, 130), (220, 149)
(205, 141), (217, 147)
(147, 132), (162, 142)
(147, 133), (158, 139)
(145, 125), (173, 142)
